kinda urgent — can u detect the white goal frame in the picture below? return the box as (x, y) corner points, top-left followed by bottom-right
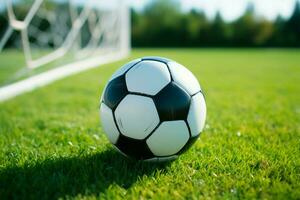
(0, 0), (130, 102)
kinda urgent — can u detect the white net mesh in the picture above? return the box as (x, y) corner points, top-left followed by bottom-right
(0, 0), (130, 100)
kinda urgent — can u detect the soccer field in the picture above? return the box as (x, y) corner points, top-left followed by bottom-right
(0, 49), (299, 199)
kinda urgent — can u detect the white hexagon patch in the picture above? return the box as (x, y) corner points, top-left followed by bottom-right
(187, 92), (206, 137)
(146, 121), (190, 156)
(168, 61), (201, 95)
(115, 95), (160, 140)
(126, 60), (171, 95)
(100, 103), (120, 144)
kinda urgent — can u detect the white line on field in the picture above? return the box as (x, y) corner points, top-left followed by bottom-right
(0, 52), (128, 102)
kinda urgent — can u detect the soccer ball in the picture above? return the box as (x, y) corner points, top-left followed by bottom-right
(100, 57), (206, 161)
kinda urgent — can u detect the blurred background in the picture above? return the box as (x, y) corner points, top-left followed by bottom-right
(130, 0), (300, 47)
(1, 0), (300, 48)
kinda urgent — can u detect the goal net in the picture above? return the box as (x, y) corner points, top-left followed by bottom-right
(0, 0), (130, 101)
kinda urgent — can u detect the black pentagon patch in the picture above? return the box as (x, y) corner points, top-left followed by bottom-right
(177, 135), (199, 155)
(153, 82), (191, 121)
(142, 56), (173, 64)
(103, 75), (128, 110)
(115, 134), (154, 160)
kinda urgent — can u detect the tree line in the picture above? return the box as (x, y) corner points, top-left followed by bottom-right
(1, 0), (299, 48)
(131, 0), (300, 47)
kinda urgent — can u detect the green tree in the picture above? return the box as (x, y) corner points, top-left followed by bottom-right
(135, 0), (183, 46)
(254, 20), (274, 46)
(271, 16), (286, 46)
(285, 1), (300, 46)
(185, 9), (208, 46)
(231, 3), (257, 46)
(207, 12), (230, 46)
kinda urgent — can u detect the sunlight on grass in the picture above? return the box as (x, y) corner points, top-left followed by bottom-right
(0, 49), (300, 199)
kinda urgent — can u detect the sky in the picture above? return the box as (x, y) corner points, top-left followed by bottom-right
(128, 0), (300, 21)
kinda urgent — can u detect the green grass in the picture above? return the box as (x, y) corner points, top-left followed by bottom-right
(0, 49), (300, 199)
(0, 49), (79, 87)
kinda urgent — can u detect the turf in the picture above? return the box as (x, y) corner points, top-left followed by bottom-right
(0, 49), (300, 199)
(0, 50), (77, 87)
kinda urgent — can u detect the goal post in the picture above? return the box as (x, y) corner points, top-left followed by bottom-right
(0, 0), (130, 101)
